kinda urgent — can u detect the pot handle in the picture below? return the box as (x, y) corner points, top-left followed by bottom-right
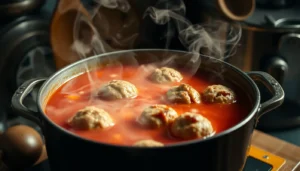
(11, 78), (47, 126)
(247, 71), (285, 118)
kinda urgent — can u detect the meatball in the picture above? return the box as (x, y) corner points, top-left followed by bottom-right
(166, 84), (201, 104)
(67, 106), (114, 130)
(98, 80), (138, 100)
(133, 140), (164, 147)
(150, 67), (183, 84)
(202, 85), (236, 104)
(170, 112), (214, 140)
(137, 105), (178, 128)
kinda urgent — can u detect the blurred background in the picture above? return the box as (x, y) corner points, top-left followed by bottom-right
(0, 0), (299, 148)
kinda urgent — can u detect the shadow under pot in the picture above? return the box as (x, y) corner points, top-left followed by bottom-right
(11, 49), (284, 171)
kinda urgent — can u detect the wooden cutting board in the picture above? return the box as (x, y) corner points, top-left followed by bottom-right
(251, 130), (300, 171)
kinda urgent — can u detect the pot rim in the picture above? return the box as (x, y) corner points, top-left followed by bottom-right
(38, 49), (260, 149)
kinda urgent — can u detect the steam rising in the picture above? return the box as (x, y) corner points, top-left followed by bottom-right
(53, 0), (241, 143)
(144, 1), (241, 59)
(95, 0), (131, 12)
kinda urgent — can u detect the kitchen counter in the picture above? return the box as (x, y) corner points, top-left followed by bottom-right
(252, 130), (300, 170)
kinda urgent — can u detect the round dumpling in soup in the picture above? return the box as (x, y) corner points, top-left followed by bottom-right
(98, 80), (138, 100)
(67, 106), (114, 130)
(202, 85), (236, 104)
(166, 84), (201, 104)
(170, 112), (214, 140)
(133, 140), (164, 147)
(150, 67), (183, 84)
(137, 105), (178, 128)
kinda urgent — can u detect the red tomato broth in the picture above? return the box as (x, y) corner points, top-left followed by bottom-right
(44, 65), (251, 146)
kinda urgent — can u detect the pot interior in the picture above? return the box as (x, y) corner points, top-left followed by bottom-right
(39, 49), (258, 128)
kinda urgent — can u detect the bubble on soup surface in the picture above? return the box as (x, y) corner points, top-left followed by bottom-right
(67, 106), (114, 130)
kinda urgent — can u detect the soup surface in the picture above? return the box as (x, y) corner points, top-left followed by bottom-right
(45, 65), (250, 146)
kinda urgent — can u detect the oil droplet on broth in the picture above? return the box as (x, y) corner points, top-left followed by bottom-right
(190, 108), (198, 113)
(66, 94), (81, 100)
(110, 74), (118, 78)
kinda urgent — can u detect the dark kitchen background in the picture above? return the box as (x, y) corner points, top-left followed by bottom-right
(0, 0), (299, 155)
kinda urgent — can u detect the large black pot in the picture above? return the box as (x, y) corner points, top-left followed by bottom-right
(11, 49), (284, 171)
